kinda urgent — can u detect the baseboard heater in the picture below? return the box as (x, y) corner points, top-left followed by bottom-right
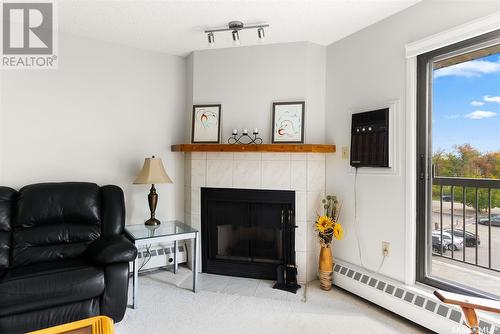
(129, 243), (188, 272)
(332, 262), (500, 334)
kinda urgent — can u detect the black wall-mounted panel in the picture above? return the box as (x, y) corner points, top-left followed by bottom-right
(350, 108), (389, 168)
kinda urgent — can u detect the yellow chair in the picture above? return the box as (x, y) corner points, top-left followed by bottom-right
(28, 316), (114, 334)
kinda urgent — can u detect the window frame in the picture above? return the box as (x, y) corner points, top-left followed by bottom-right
(415, 29), (500, 298)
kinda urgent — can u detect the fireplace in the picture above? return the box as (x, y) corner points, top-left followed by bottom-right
(185, 152), (327, 284)
(201, 187), (297, 281)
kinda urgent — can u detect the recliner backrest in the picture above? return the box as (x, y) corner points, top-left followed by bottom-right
(100, 185), (125, 237)
(0, 187), (16, 270)
(10, 182), (125, 268)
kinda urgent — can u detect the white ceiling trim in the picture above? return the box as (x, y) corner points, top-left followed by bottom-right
(405, 11), (500, 58)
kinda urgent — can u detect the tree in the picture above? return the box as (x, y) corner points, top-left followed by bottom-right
(433, 144), (499, 212)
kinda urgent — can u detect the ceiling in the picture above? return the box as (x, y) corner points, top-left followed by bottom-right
(58, 0), (421, 56)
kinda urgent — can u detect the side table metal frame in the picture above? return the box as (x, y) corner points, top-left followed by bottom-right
(128, 230), (198, 309)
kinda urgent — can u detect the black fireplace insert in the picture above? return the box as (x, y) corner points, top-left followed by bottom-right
(201, 187), (297, 281)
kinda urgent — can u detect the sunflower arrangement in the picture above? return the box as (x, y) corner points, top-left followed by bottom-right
(315, 195), (343, 247)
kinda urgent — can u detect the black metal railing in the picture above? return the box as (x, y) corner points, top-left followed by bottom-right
(432, 166), (500, 273)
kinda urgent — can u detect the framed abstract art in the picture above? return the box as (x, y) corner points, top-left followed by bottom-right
(191, 104), (222, 143)
(271, 101), (305, 143)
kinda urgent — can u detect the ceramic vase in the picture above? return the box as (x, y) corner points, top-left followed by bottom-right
(318, 245), (333, 290)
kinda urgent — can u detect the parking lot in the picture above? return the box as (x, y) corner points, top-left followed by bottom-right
(431, 200), (500, 268)
(432, 214), (500, 270)
(431, 201), (500, 294)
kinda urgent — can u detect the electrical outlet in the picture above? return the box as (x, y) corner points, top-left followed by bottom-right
(382, 241), (390, 257)
(342, 146), (349, 160)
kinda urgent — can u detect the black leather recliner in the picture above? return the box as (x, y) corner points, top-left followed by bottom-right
(0, 182), (137, 333)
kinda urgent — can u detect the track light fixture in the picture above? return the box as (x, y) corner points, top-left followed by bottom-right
(205, 20), (269, 47)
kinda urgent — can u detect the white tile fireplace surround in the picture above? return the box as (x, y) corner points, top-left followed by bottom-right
(184, 151), (327, 283)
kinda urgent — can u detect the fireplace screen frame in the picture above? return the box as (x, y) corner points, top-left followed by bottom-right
(201, 187), (296, 280)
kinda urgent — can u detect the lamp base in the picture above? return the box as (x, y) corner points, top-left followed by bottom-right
(145, 218), (161, 226)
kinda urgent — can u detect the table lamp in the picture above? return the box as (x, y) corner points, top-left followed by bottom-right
(134, 156), (173, 226)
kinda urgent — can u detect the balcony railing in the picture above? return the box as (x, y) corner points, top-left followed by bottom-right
(432, 167), (500, 273)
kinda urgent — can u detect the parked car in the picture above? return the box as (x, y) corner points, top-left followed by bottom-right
(478, 215), (500, 227)
(443, 229), (480, 247)
(432, 235), (447, 254)
(432, 230), (463, 251)
(442, 195), (452, 202)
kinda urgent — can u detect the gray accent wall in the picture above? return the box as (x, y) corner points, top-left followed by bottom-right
(188, 42), (326, 144)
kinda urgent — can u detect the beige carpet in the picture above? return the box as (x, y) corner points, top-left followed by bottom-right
(116, 267), (431, 334)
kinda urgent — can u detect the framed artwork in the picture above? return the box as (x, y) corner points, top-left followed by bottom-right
(191, 104), (222, 143)
(271, 101), (305, 143)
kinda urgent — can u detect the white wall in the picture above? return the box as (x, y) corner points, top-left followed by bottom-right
(0, 33), (186, 225)
(190, 42), (326, 143)
(326, 1), (499, 282)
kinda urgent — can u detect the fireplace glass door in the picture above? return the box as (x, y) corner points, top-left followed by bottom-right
(213, 203), (283, 264)
(202, 188), (295, 280)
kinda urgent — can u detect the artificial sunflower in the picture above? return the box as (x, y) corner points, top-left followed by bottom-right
(333, 223), (344, 240)
(315, 215), (334, 233)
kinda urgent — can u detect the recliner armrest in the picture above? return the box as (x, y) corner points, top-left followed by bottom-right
(85, 235), (137, 265)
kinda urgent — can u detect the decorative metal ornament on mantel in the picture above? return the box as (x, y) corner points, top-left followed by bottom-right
(228, 128), (263, 145)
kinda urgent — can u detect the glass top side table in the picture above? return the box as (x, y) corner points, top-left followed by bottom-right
(125, 220), (199, 309)
(125, 220), (197, 240)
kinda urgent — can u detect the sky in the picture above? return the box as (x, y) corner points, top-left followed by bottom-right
(432, 53), (500, 154)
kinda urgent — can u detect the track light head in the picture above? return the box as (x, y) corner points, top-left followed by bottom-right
(257, 27), (265, 41)
(232, 30), (240, 46)
(207, 32), (215, 47)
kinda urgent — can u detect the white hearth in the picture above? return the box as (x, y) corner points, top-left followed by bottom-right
(184, 151), (327, 283)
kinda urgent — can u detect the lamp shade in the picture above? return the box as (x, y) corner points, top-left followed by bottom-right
(134, 156), (173, 184)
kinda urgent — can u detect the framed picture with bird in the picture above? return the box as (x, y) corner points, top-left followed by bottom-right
(191, 104), (222, 143)
(271, 101), (305, 143)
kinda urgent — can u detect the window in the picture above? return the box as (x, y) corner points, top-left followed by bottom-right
(416, 30), (500, 298)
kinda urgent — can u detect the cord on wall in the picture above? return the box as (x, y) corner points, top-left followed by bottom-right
(353, 167), (386, 274)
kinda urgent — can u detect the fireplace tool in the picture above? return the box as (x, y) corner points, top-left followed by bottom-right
(273, 208), (301, 293)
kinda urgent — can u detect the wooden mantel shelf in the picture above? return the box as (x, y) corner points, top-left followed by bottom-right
(171, 144), (336, 153)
